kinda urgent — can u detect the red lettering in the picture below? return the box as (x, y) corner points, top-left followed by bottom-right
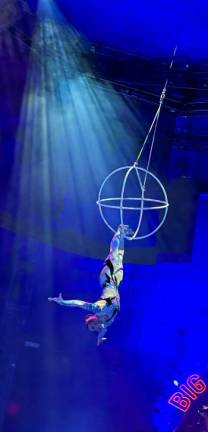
(187, 374), (206, 394)
(179, 384), (197, 400)
(168, 375), (207, 412)
(168, 392), (191, 412)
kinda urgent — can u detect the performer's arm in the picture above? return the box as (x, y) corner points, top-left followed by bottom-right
(110, 225), (124, 254)
(110, 225), (125, 254)
(109, 224), (129, 259)
(48, 293), (101, 313)
(97, 326), (108, 346)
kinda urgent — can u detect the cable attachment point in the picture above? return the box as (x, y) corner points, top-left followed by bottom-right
(160, 88), (166, 102)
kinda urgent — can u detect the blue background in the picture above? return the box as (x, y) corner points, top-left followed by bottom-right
(0, 1), (208, 431)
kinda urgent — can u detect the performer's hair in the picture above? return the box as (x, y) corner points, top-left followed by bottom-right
(85, 314), (97, 325)
(85, 314), (100, 331)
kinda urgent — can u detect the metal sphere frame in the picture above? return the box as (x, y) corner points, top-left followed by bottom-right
(97, 165), (169, 240)
(96, 47), (177, 240)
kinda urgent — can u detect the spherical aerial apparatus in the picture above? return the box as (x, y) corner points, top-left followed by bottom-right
(97, 164), (169, 240)
(97, 46), (177, 240)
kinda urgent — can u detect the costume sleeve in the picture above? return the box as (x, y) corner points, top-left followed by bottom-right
(60, 299), (101, 313)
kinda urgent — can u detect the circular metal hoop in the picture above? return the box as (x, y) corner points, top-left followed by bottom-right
(97, 165), (169, 240)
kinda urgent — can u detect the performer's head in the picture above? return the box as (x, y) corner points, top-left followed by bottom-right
(85, 314), (103, 332)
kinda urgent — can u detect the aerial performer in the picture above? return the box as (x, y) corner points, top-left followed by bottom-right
(49, 47), (177, 346)
(48, 224), (132, 346)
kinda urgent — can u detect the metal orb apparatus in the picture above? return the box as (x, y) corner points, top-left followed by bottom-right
(97, 47), (178, 240)
(97, 164), (169, 240)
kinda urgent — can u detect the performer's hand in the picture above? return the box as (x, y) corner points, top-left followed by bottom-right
(48, 293), (63, 305)
(119, 224), (129, 232)
(119, 224), (133, 237)
(97, 336), (107, 346)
